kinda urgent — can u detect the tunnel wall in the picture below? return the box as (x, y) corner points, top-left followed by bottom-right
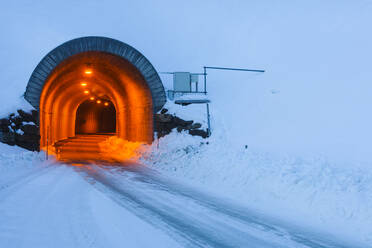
(24, 37), (166, 148)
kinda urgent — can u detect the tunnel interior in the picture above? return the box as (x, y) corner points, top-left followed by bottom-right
(39, 51), (154, 148)
(75, 99), (116, 134)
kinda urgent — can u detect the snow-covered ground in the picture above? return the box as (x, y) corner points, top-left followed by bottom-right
(0, 148), (181, 248)
(142, 130), (372, 246)
(0, 147), (368, 248)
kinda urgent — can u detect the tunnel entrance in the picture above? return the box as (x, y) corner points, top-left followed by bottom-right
(24, 37), (166, 160)
(38, 50), (154, 146)
(75, 99), (116, 134)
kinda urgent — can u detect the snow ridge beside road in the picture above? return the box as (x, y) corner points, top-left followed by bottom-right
(143, 132), (372, 246)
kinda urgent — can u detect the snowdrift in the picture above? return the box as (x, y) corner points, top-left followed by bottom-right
(143, 131), (372, 244)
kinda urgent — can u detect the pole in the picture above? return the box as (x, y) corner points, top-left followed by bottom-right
(50, 112), (52, 153)
(157, 132), (159, 149)
(206, 103), (211, 137)
(203, 66), (207, 95)
(204, 66), (265, 73)
(46, 126), (49, 160)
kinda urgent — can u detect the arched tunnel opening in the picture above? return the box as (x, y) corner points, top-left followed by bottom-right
(40, 50), (154, 146)
(24, 37), (166, 161)
(75, 99), (116, 134)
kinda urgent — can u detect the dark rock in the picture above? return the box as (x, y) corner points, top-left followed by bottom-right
(17, 141), (39, 151)
(154, 112), (208, 139)
(0, 126), (8, 132)
(14, 133), (40, 151)
(21, 124), (39, 135)
(190, 123), (202, 130)
(17, 109), (34, 123)
(1, 132), (16, 146)
(15, 133), (40, 143)
(0, 109), (40, 151)
(184, 121), (193, 127)
(183, 124), (194, 130)
(0, 118), (10, 132)
(31, 110), (39, 125)
(173, 117), (193, 127)
(0, 126), (9, 133)
(160, 108), (168, 114)
(157, 114), (173, 122)
(188, 129), (209, 138)
(9, 124), (17, 132)
(172, 116), (184, 125)
(12, 116), (23, 128)
(0, 118), (10, 126)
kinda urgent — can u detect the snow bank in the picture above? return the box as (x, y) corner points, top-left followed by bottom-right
(142, 132), (372, 245)
(0, 97), (34, 118)
(0, 143), (46, 184)
(0, 143), (44, 167)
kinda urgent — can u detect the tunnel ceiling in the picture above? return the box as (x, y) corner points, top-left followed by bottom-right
(24, 36), (166, 113)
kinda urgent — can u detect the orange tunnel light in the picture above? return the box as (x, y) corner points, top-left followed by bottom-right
(96, 100), (101, 104)
(84, 90), (89, 94)
(81, 82), (87, 86)
(90, 96), (95, 101)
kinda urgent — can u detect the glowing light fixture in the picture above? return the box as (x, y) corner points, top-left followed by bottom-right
(84, 90), (89, 94)
(104, 102), (109, 106)
(84, 63), (93, 75)
(80, 82), (87, 86)
(96, 100), (101, 104)
(90, 97), (95, 101)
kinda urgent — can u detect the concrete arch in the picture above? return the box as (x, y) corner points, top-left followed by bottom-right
(25, 36), (166, 112)
(24, 37), (166, 149)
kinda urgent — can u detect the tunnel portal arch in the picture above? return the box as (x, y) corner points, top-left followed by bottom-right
(24, 36), (166, 149)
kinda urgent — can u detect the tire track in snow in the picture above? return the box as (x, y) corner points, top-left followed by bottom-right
(78, 164), (366, 248)
(0, 164), (68, 247)
(0, 162), (56, 199)
(106, 165), (355, 248)
(61, 166), (106, 248)
(78, 165), (301, 248)
(0, 162), (182, 248)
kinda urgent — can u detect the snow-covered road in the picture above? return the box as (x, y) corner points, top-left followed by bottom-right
(0, 163), (364, 248)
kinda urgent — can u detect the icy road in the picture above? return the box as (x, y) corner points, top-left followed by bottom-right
(0, 163), (363, 248)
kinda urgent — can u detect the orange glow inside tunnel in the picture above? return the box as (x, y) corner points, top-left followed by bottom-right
(39, 51), (154, 161)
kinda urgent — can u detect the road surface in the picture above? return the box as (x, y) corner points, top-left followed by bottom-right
(0, 162), (365, 248)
